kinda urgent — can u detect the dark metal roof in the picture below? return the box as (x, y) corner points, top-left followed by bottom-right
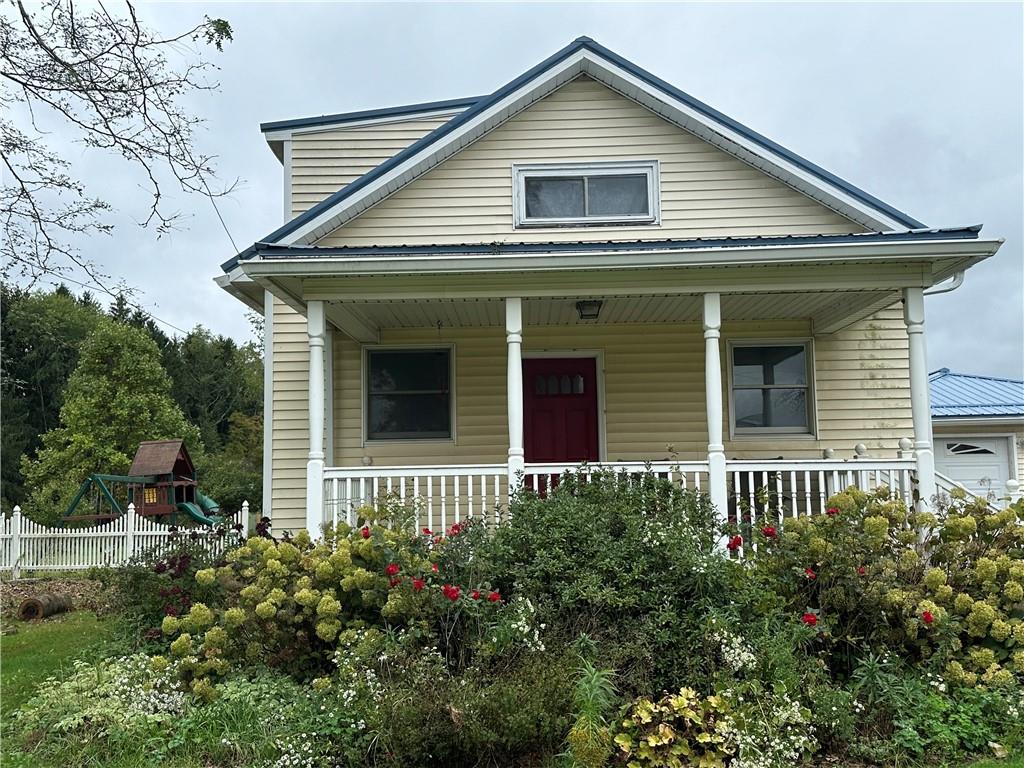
(930, 368), (1024, 418)
(250, 226), (982, 261)
(129, 440), (193, 476)
(222, 36), (929, 274)
(259, 96), (483, 134)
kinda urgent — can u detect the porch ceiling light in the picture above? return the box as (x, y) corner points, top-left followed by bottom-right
(575, 300), (603, 321)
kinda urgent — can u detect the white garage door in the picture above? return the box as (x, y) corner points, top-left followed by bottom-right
(934, 437), (1011, 497)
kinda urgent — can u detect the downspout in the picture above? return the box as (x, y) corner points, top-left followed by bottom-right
(923, 271), (964, 296)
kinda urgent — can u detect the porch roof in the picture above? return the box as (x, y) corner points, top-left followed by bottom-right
(249, 225), (982, 261)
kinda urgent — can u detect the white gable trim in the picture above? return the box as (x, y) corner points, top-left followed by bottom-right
(273, 50), (911, 248)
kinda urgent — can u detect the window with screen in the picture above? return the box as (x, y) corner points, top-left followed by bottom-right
(514, 161), (659, 227)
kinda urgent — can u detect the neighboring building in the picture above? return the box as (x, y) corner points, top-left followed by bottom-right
(216, 37), (1006, 534)
(930, 368), (1024, 497)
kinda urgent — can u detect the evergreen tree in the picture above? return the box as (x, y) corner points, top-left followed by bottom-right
(21, 319), (202, 523)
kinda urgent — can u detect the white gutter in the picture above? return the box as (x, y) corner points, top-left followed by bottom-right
(924, 270), (965, 295)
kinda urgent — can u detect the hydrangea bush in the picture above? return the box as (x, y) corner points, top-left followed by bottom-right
(749, 486), (1024, 684)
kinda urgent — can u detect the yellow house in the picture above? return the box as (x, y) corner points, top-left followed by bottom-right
(217, 38), (1006, 535)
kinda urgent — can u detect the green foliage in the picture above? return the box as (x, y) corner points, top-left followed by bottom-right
(21, 318), (203, 523)
(196, 412), (263, 516)
(749, 485), (1024, 683)
(101, 535), (238, 647)
(613, 687), (734, 767)
(0, 283), (105, 508)
(490, 469), (738, 693)
(567, 657), (617, 768)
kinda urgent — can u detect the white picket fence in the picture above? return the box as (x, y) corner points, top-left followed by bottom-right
(0, 502), (250, 579)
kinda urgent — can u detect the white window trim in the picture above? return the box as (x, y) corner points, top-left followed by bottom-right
(726, 339), (817, 438)
(361, 343), (457, 445)
(512, 160), (661, 228)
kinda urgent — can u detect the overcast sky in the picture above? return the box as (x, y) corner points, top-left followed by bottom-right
(31, 2), (1024, 378)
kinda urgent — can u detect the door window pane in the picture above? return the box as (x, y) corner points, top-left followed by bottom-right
(367, 349), (451, 439)
(524, 177), (584, 218)
(587, 174), (649, 216)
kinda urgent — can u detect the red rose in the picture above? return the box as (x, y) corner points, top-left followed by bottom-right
(471, 589), (481, 600)
(442, 584), (461, 601)
(922, 610), (934, 625)
(727, 535), (742, 552)
(804, 568), (817, 580)
(802, 612), (818, 627)
(487, 590), (501, 603)
(412, 577), (425, 592)
(360, 526), (371, 539)
(761, 526), (777, 539)
(388, 577), (400, 588)
(857, 566), (866, 576)
(385, 563), (400, 576)
(431, 563), (439, 573)
(826, 507), (839, 517)
(448, 522), (463, 536)
(422, 527), (432, 535)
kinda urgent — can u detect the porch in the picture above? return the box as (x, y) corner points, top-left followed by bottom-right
(297, 286), (938, 535)
(224, 231), (1006, 534)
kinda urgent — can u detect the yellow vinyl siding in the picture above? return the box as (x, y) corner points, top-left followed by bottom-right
(318, 77), (863, 247)
(290, 116), (451, 216)
(270, 297), (310, 532)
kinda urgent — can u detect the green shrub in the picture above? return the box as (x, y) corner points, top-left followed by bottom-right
(750, 486), (1024, 683)
(613, 687), (734, 767)
(101, 533), (237, 647)
(490, 469), (743, 694)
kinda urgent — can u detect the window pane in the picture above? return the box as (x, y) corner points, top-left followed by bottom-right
(524, 177), (584, 218)
(369, 350), (449, 393)
(733, 346), (807, 386)
(368, 393), (450, 439)
(587, 174), (649, 216)
(734, 388), (808, 429)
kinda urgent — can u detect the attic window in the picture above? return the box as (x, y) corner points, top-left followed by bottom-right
(513, 161), (659, 227)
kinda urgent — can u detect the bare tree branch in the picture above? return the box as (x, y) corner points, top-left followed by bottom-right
(0, 0), (234, 291)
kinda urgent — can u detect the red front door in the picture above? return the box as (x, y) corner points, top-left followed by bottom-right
(523, 357), (600, 463)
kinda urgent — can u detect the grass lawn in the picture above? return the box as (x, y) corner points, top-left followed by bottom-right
(1, 610), (116, 712)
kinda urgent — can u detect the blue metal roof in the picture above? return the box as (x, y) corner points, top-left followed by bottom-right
(259, 96), (483, 134)
(249, 225), (982, 261)
(223, 37), (929, 273)
(929, 368), (1024, 418)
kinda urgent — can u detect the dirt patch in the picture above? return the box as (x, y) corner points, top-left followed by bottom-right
(0, 577), (116, 620)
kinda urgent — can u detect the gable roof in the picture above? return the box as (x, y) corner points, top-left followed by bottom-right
(223, 36), (926, 273)
(129, 440), (195, 476)
(929, 368), (1024, 419)
(259, 95), (483, 135)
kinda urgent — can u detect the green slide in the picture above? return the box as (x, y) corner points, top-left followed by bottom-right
(176, 491), (222, 526)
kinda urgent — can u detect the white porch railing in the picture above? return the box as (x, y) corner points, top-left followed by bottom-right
(523, 461), (710, 496)
(725, 458), (917, 520)
(323, 464), (507, 531)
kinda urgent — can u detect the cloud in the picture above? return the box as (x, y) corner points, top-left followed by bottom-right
(28, 2), (1023, 377)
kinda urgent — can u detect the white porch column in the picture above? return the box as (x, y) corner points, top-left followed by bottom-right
(262, 290), (274, 522)
(306, 300), (326, 536)
(703, 293), (729, 538)
(506, 298), (525, 491)
(904, 287), (936, 508)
